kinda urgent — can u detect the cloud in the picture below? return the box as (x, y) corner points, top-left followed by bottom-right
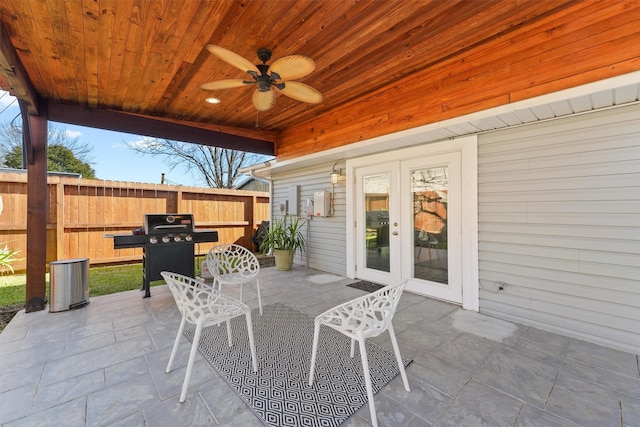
(125, 136), (158, 150)
(64, 129), (82, 138)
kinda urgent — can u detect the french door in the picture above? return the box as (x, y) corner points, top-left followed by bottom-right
(355, 152), (462, 304)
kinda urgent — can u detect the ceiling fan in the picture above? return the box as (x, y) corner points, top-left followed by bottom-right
(200, 45), (323, 111)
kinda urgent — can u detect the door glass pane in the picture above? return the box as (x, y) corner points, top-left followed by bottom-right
(412, 167), (448, 284)
(364, 173), (390, 272)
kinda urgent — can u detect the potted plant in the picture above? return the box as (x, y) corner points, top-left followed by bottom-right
(259, 217), (306, 271)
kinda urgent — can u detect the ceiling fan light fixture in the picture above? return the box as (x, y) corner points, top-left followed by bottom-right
(252, 89), (276, 111)
(205, 97), (221, 104)
(200, 45), (322, 111)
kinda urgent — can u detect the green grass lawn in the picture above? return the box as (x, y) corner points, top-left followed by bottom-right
(0, 257), (207, 309)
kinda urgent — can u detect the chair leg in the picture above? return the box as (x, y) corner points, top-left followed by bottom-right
(350, 338), (356, 357)
(245, 310), (258, 372)
(180, 320), (204, 403)
(357, 336), (378, 427)
(387, 324), (410, 392)
(226, 319), (233, 347)
(256, 278), (262, 315)
(308, 322), (321, 386)
(166, 316), (186, 373)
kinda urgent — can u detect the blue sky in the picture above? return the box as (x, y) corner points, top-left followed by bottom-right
(0, 90), (204, 187)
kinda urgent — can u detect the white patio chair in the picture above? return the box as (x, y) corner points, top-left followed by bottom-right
(206, 243), (262, 315)
(162, 271), (258, 403)
(308, 280), (410, 427)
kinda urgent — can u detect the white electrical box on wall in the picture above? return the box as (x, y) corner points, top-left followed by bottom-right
(289, 185), (299, 215)
(314, 191), (331, 217)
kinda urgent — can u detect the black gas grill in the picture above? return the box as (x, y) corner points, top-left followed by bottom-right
(112, 214), (218, 297)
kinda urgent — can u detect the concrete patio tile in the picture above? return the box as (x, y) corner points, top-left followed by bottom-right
(403, 354), (473, 397)
(546, 369), (622, 426)
(151, 357), (216, 401)
(381, 374), (451, 424)
(66, 318), (115, 340)
(405, 415), (435, 426)
(86, 373), (159, 426)
(370, 393), (417, 427)
(199, 375), (261, 424)
(3, 396), (86, 427)
(564, 338), (640, 379)
(428, 332), (497, 370)
(104, 411), (146, 427)
(433, 380), (522, 427)
(111, 311), (158, 332)
(0, 320), (29, 344)
(0, 363), (43, 394)
(114, 324), (149, 342)
(397, 324), (448, 353)
(142, 392), (217, 427)
(0, 383), (36, 425)
(511, 327), (569, 364)
(515, 404), (577, 427)
(561, 358), (640, 398)
(62, 329), (116, 357)
(622, 395), (640, 427)
(31, 369), (105, 412)
(1, 340), (65, 372)
(473, 347), (560, 407)
(105, 356), (150, 387)
(147, 319), (184, 351)
(40, 335), (155, 386)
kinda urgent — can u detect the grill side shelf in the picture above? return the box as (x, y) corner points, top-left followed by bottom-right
(113, 234), (147, 249)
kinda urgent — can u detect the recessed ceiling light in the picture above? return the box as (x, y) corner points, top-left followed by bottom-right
(205, 97), (221, 104)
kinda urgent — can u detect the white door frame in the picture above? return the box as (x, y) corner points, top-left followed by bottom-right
(346, 135), (479, 311)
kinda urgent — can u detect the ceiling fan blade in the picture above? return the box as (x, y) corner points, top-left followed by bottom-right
(279, 81), (323, 104)
(205, 45), (260, 74)
(252, 89), (276, 111)
(199, 79), (249, 90)
(269, 55), (316, 80)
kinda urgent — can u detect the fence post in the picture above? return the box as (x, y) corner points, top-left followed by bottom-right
(55, 180), (64, 261)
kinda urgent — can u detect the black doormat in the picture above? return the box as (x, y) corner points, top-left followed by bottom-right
(347, 281), (385, 293)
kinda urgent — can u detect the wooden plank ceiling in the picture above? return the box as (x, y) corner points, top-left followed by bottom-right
(0, 0), (637, 156)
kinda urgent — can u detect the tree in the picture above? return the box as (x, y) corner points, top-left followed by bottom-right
(0, 123), (96, 178)
(127, 137), (270, 188)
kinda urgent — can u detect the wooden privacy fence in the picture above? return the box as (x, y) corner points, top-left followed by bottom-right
(0, 171), (270, 273)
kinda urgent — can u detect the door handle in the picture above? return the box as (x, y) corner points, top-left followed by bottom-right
(392, 231), (398, 235)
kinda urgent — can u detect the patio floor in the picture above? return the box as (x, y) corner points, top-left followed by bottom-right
(1, 266), (638, 426)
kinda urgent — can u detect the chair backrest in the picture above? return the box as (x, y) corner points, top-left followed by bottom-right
(206, 244), (259, 280)
(161, 271), (248, 325)
(320, 280), (407, 339)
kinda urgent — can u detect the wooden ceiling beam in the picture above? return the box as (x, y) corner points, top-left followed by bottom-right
(0, 21), (39, 115)
(47, 102), (276, 156)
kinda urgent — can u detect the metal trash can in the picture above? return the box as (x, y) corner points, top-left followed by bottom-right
(197, 260), (215, 286)
(49, 258), (90, 312)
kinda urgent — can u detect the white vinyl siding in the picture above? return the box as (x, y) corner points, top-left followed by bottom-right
(477, 104), (640, 354)
(270, 163), (347, 275)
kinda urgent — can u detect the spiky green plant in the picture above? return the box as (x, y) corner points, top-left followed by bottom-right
(0, 243), (21, 274)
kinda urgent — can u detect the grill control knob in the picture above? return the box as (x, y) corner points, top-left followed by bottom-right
(149, 236), (158, 244)
(174, 235), (182, 242)
(185, 234), (193, 242)
(162, 236), (170, 243)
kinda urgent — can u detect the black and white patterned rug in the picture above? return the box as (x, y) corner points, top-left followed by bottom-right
(184, 303), (411, 427)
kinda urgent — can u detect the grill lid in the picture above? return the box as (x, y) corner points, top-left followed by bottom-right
(144, 214), (194, 234)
